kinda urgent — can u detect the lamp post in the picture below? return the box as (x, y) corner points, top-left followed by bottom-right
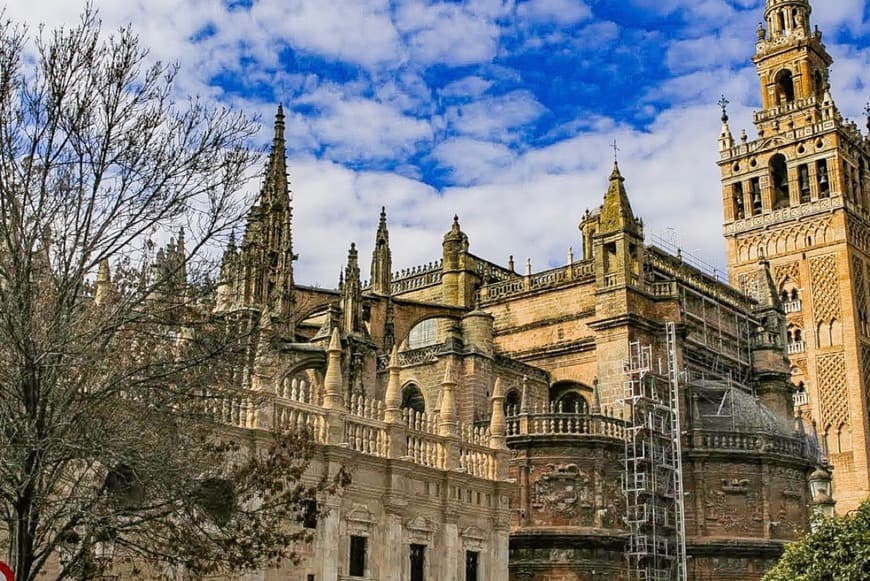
(809, 466), (836, 527)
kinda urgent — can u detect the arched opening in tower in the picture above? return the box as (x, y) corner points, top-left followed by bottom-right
(775, 69), (796, 104)
(770, 154), (790, 209)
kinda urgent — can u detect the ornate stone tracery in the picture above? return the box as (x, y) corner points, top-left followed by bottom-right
(817, 352), (848, 431)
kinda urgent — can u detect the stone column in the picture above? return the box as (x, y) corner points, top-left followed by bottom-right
(383, 513), (404, 581)
(490, 529), (510, 581)
(318, 503), (341, 581)
(441, 522), (459, 581)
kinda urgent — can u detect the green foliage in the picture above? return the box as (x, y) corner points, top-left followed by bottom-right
(764, 498), (870, 581)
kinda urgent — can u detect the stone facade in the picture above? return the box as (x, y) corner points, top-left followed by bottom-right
(85, 2), (847, 579)
(720, 0), (870, 512)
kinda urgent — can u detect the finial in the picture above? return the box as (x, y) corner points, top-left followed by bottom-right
(719, 95), (730, 124)
(453, 214), (459, 224)
(610, 139), (620, 163)
(380, 205), (387, 218)
(864, 102), (870, 133)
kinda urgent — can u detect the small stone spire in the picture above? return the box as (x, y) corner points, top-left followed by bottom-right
(384, 346), (402, 423)
(520, 375), (529, 414)
(591, 378), (601, 414)
(439, 360), (458, 436)
(94, 259), (113, 306)
(370, 206), (392, 295)
(756, 254), (783, 311)
(489, 377), (507, 449)
(342, 243), (363, 334)
(323, 328), (344, 410)
(599, 161), (640, 235)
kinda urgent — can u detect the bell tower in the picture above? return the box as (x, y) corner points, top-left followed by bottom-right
(721, 0), (870, 511)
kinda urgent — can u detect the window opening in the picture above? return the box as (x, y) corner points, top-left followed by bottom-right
(349, 536), (367, 577)
(410, 544), (426, 581)
(466, 550), (480, 581)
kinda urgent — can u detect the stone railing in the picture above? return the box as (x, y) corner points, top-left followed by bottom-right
(477, 259), (594, 303)
(645, 280), (678, 299)
(793, 391), (809, 407)
(505, 408), (627, 441)
(209, 384), (507, 480)
(480, 278), (525, 301)
(787, 341), (806, 354)
(472, 255), (516, 283)
(391, 260), (443, 294)
(783, 300), (802, 314)
(723, 196), (842, 236)
(692, 430), (817, 461)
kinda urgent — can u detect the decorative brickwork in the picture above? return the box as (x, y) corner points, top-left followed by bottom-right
(810, 254), (841, 324)
(853, 256), (869, 337)
(818, 352), (848, 430)
(774, 261), (800, 288)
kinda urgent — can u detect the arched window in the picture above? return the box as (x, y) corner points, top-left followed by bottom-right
(504, 390), (520, 415)
(407, 319), (438, 349)
(814, 70), (825, 99)
(775, 69), (796, 104)
(557, 391), (589, 414)
(401, 384), (425, 413)
(770, 154), (790, 209)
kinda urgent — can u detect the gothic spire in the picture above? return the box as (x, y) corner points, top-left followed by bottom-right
(599, 161), (640, 235)
(342, 242), (363, 334)
(263, 105), (288, 208)
(370, 206), (392, 296)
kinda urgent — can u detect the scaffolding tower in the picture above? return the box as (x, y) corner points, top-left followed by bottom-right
(622, 322), (687, 581)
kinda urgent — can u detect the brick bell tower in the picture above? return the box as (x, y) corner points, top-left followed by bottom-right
(720, 0), (870, 511)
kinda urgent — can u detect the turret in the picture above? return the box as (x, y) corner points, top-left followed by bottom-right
(342, 243), (363, 335)
(94, 259), (113, 306)
(752, 256), (793, 422)
(441, 215), (472, 306)
(593, 162), (644, 289)
(370, 207), (392, 296)
(215, 231), (238, 313)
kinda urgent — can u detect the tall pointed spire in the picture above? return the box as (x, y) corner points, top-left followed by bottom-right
(599, 162), (640, 235)
(370, 206), (392, 296)
(230, 105), (295, 321)
(264, 105), (288, 208)
(342, 243), (363, 334)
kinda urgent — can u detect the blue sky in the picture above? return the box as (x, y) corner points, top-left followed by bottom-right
(8, 0), (870, 285)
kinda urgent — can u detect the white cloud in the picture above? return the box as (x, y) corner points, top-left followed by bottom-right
(444, 90), (547, 141)
(517, 0), (592, 25)
(394, 1), (505, 66)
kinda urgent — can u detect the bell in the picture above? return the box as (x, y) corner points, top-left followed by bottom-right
(819, 171), (828, 185)
(753, 191), (762, 205)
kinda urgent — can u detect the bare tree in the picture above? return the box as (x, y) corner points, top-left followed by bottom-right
(0, 8), (342, 580)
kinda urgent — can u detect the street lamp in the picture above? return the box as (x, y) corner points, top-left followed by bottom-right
(809, 466), (836, 524)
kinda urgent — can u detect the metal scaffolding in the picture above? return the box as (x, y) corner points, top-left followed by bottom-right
(622, 322), (687, 581)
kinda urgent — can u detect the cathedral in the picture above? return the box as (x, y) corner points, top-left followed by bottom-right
(113, 0), (868, 579)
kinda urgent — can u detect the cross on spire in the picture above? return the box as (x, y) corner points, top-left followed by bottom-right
(611, 139), (620, 163)
(719, 95), (730, 123)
